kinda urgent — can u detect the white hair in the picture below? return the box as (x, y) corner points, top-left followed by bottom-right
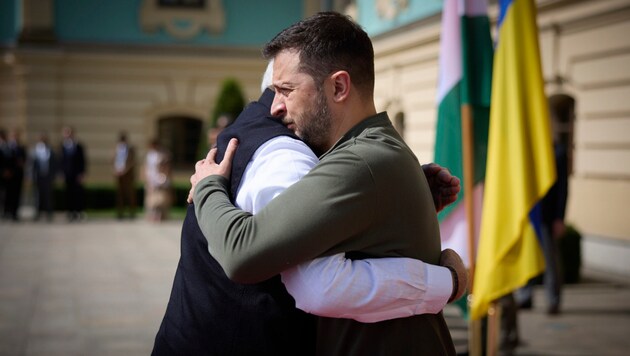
(260, 59), (274, 93)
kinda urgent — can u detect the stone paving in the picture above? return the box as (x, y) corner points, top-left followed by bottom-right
(0, 216), (629, 355)
(0, 218), (181, 355)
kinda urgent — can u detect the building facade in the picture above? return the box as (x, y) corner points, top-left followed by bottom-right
(0, 0), (319, 182)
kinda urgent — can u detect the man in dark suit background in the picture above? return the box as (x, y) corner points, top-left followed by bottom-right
(3, 129), (26, 221)
(61, 126), (87, 222)
(516, 94), (574, 315)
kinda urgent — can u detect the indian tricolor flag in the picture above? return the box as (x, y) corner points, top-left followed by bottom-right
(471, 0), (556, 320)
(434, 0), (493, 267)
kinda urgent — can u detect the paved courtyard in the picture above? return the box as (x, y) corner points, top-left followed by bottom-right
(0, 218), (180, 355)
(0, 217), (629, 355)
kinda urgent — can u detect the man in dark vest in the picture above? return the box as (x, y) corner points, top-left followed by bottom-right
(191, 12), (460, 355)
(154, 58), (466, 354)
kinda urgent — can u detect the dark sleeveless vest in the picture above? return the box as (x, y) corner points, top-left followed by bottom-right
(152, 89), (316, 356)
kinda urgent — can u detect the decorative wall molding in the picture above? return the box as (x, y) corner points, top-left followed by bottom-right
(139, 0), (226, 40)
(376, 0), (409, 20)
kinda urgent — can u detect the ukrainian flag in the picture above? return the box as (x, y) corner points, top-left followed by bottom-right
(470, 0), (556, 320)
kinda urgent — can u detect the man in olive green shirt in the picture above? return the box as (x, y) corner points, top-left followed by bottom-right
(191, 11), (456, 356)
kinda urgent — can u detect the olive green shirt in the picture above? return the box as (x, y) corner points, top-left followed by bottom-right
(194, 112), (455, 355)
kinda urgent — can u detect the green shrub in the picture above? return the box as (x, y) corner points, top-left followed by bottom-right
(210, 78), (245, 128)
(560, 224), (582, 284)
(197, 78), (246, 160)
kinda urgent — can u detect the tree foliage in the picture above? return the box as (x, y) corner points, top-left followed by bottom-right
(210, 78), (246, 128)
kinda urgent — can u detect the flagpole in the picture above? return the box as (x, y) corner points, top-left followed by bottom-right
(461, 104), (476, 288)
(461, 104), (484, 356)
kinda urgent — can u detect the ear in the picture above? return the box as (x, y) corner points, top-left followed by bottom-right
(330, 71), (351, 103)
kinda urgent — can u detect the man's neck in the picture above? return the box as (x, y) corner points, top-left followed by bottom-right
(326, 96), (376, 151)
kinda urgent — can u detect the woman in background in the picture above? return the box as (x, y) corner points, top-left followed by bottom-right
(143, 139), (172, 222)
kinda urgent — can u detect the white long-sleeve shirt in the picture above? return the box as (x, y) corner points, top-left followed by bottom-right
(234, 135), (452, 323)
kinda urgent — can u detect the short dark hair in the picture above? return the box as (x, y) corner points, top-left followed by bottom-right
(262, 11), (375, 96)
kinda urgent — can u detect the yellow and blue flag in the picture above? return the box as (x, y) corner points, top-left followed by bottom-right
(470, 0), (556, 320)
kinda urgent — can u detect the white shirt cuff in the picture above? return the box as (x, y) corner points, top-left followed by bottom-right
(416, 264), (453, 314)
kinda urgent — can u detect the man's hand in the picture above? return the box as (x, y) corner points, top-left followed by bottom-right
(422, 163), (461, 213)
(187, 138), (238, 203)
(439, 248), (468, 303)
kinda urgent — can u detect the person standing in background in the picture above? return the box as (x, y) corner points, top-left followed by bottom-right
(144, 139), (171, 222)
(60, 126), (87, 222)
(3, 129), (26, 221)
(32, 133), (57, 222)
(516, 94), (574, 316)
(0, 129), (8, 217)
(113, 132), (137, 220)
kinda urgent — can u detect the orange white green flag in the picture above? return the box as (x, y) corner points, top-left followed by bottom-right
(470, 0), (556, 320)
(434, 0), (493, 268)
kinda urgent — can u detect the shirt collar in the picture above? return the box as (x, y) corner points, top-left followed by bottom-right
(319, 112), (390, 159)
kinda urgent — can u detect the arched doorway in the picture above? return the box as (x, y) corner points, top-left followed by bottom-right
(157, 116), (203, 170)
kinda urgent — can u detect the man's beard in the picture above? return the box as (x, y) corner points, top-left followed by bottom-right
(297, 88), (332, 156)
